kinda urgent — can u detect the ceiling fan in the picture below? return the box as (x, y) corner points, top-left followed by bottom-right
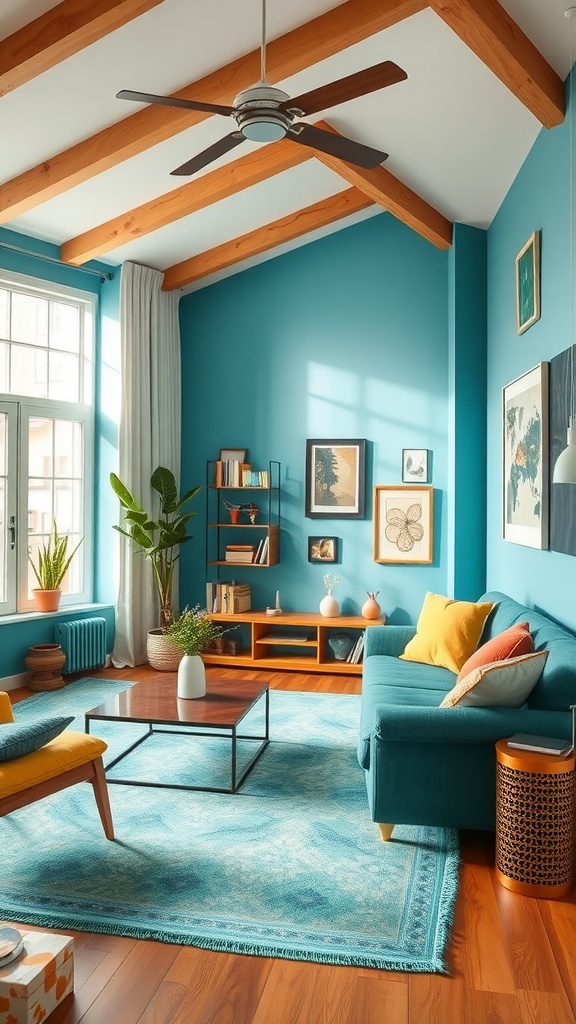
(117, 0), (407, 177)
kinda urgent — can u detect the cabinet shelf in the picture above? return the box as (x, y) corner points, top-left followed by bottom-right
(205, 460), (280, 571)
(203, 611), (384, 675)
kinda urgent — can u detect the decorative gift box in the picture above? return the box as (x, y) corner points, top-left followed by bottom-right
(0, 930), (74, 1024)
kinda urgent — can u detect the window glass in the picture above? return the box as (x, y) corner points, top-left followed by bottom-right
(48, 350), (79, 402)
(49, 301), (79, 352)
(11, 344), (48, 397)
(0, 290), (8, 339)
(11, 292), (48, 346)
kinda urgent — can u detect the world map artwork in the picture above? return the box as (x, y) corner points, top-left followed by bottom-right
(505, 386), (542, 528)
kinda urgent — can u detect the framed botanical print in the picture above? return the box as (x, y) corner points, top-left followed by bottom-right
(402, 448), (429, 483)
(503, 362), (549, 548)
(305, 439), (366, 519)
(373, 485), (433, 563)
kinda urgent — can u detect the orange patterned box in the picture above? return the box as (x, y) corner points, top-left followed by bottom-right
(0, 930), (74, 1024)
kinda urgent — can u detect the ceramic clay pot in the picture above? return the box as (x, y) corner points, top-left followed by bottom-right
(32, 588), (62, 613)
(177, 654), (207, 699)
(319, 594), (340, 617)
(362, 593), (382, 620)
(25, 643), (66, 691)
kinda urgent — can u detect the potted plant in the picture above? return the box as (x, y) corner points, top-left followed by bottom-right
(110, 466), (201, 669)
(28, 520), (84, 612)
(167, 605), (229, 698)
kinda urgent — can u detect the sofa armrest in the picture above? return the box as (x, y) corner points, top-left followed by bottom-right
(0, 692), (15, 724)
(374, 705), (572, 745)
(364, 625), (416, 659)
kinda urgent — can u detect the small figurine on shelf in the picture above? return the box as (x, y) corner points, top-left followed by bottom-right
(223, 499), (258, 524)
(266, 590), (282, 616)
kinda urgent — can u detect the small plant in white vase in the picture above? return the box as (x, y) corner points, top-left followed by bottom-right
(167, 606), (230, 699)
(319, 573), (342, 618)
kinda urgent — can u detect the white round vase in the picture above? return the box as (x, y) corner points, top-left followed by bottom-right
(177, 654), (206, 699)
(319, 594), (340, 617)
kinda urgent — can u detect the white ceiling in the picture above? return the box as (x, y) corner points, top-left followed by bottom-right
(0, 0), (572, 291)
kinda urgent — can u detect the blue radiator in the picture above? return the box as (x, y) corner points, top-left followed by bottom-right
(55, 617), (107, 674)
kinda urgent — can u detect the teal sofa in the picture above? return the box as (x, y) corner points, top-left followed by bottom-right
(358, 591), (576, 832)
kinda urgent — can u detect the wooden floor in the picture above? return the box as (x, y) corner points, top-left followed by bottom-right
(5, 664), (576, 1024)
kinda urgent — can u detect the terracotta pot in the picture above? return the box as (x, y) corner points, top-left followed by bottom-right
(25, 643), (66, 691)
(362, 595), (382, 620)
(32, 588), (62, 613)
(229, 509), (241, 523)
(146, 629), (184, 671)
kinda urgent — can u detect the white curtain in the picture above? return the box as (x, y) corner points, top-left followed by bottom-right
(112, 262), (181, 667)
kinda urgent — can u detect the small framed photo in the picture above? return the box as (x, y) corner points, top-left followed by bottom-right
(305, 439), (366, 519)
(308, 536), (338, 563)
(515, 231), (541, 335)
(402, 448), (429, 483)
(373, 485), (433, 564)
(219, 448), (247, 463)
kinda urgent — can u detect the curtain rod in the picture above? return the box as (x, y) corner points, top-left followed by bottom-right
(0, 240), (115, 281)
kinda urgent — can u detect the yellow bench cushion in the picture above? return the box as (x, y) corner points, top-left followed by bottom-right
(0, 730), (108, 798)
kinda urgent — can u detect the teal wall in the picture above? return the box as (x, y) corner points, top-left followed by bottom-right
(0, 227), (118, 677)
(179, 213), (455, 624)
(486, 75), (576, 631)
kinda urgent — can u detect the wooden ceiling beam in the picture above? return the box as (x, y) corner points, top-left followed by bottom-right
(0, 0), (426, 222)
(311, 121), (452, 249)
(60, 141), (311, 265)
(161, 188), (374, 290)
(0, 0), (167, 97)
(430, 0), (564, 128)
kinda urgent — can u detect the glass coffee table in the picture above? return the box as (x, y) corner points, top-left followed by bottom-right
(85, 675), (269, 794)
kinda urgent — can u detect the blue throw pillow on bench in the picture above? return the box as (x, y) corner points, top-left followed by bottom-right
(0, 716), (74, 761)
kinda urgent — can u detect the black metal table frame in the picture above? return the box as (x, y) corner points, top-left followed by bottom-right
(85, 687), (269, 794)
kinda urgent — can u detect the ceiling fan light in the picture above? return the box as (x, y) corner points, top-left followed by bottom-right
(241, 119), (287, 142)
(553, 422), (576, 483)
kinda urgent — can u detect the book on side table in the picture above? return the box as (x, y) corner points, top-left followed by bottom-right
(506, 733), (573, 756)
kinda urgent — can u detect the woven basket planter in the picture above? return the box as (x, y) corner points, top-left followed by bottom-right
(146, 630), (184, 671)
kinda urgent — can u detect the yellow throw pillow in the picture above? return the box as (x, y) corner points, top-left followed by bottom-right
(399, 592), (494, 674)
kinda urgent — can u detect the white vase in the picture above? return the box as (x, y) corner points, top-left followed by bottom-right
(319, 594), (340, 617)
(177, 654), (206, 699)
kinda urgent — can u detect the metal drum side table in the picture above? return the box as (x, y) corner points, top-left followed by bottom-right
(495, 740), (576, 898)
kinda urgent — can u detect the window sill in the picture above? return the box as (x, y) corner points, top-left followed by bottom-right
(0, 603), (113, 625)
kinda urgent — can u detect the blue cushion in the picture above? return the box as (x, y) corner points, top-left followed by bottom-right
(0, 716), (74, 761)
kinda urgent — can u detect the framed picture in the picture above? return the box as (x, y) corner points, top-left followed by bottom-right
(373, 485), (433, 563)
(219, 448), (247, 463)
(503, 362), (549, 549)
(308, 536), (338, 563)
(515, 231), (541, 335)
(402, 448), (429, 483)
(305, 439), (366, 519)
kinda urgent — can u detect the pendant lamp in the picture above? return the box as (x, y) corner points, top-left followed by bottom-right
(554, 8), (576, 484)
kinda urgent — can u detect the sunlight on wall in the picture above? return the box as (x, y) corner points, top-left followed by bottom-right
(100, 314), (120, 424)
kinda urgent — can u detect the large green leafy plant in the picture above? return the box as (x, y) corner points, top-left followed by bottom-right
(110, 466), (201, 629)
(28, 519), (83, 591)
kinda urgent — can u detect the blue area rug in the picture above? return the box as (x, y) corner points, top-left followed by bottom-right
(1, 679), (459, 972)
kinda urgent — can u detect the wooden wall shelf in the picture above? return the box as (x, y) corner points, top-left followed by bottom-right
(203, 611), (385, 675)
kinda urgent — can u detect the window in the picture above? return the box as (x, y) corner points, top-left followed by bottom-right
(0, 270), (94, 614)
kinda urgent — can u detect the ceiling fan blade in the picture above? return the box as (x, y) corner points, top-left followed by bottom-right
(171, 132), (246, 176)
(279, 61), (407, 117)
(287, 123), (387, 169)
(116, 90), (236, 118)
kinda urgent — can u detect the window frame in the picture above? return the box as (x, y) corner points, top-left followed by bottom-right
(0, 269), (96, 615)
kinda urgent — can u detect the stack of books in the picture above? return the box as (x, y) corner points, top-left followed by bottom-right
(225, 544), (256, 563)
(241, 468), (270, 487)
(213, 460), (252, 487)
(206, 582), (251, 614)
(253, 537), (269, 564)
(346, 631), (365, 664)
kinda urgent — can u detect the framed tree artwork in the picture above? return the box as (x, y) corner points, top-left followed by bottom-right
(503, 362), (549, 548)
(305, 439), (366, 519)
(373, 485), (433, 563)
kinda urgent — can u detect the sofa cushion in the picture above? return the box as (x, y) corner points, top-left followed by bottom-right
(440, 650), (548, 708)
(0, 716), (74, 762)
(359, 656), (455, 768)
(479, 592), (576, 711)
(456, 621), (533, 682)
(399, 592), (493, 673)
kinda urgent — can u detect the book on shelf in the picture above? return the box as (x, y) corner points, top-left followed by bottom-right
(506, 733), (573, 756)
(225, 550), (255, 562)
(206, 582), (251, 614)
(257, 536), (269, 564)
(346, 631), (365, 664)
(267, 631), (314, 642)
(241, 468), (270, 487)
